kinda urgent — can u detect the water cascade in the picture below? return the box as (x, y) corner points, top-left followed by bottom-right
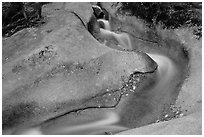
(99, 28), (131, 49)
(98, 19), (111, 30)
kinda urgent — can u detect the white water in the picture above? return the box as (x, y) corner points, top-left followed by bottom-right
(19, 111), (127, 135)
(98, 19), (111, 30)
(100, 28), (131, 49)
(146, 53), (177, 93)
(51, 111), (127, 134)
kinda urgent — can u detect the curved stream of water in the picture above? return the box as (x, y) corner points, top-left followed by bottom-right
(19, 16), (179, 135)
(146, 53), (177, 94)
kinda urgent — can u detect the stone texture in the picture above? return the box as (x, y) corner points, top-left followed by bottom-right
(118, 111), (201, 135)
(2, 3), (157, 133)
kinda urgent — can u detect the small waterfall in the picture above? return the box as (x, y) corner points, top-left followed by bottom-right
(100, 28), (131, 49)
(98, 19), (111, 30)
(98, 19), (132, 50)
(98, 19), (177, 90)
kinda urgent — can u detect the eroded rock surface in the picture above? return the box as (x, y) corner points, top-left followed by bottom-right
(3, 2), (201, 135)
(2, 3), (157, 134)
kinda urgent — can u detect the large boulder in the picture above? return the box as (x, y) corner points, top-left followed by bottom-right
(2, 3), (157, 134)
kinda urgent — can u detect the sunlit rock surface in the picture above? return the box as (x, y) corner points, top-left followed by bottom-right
(2, 2), (157, 134)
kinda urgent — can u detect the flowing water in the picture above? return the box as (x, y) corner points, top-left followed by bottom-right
(100, 28), (131, 49)
(44, 111), (127, 135)
(146, 53), (177, 95)
(98, 19), (111, 30)
(19, 16), (187, 135)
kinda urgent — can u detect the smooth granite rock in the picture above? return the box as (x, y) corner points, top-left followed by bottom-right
(2, 2), (157, 134)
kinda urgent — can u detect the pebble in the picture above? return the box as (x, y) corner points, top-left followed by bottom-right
(130, 89), (134, 92)
(179, 113), (184, 117)
(164, 114), (169, 118)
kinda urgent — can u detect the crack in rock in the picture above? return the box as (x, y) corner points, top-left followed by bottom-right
(39, 67), (157, 126)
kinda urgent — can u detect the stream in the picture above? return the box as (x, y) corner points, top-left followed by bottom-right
(18, 13), (188, 135)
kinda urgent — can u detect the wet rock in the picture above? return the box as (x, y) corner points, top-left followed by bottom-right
(92, 5), (104, 19)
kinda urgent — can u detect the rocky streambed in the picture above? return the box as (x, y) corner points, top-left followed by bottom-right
(2, 2), (202, 135)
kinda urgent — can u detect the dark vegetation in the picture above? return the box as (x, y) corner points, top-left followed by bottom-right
(118, 2), (202, 39)
(2, 2), (48, 37)
(2, 2), (202, 39)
